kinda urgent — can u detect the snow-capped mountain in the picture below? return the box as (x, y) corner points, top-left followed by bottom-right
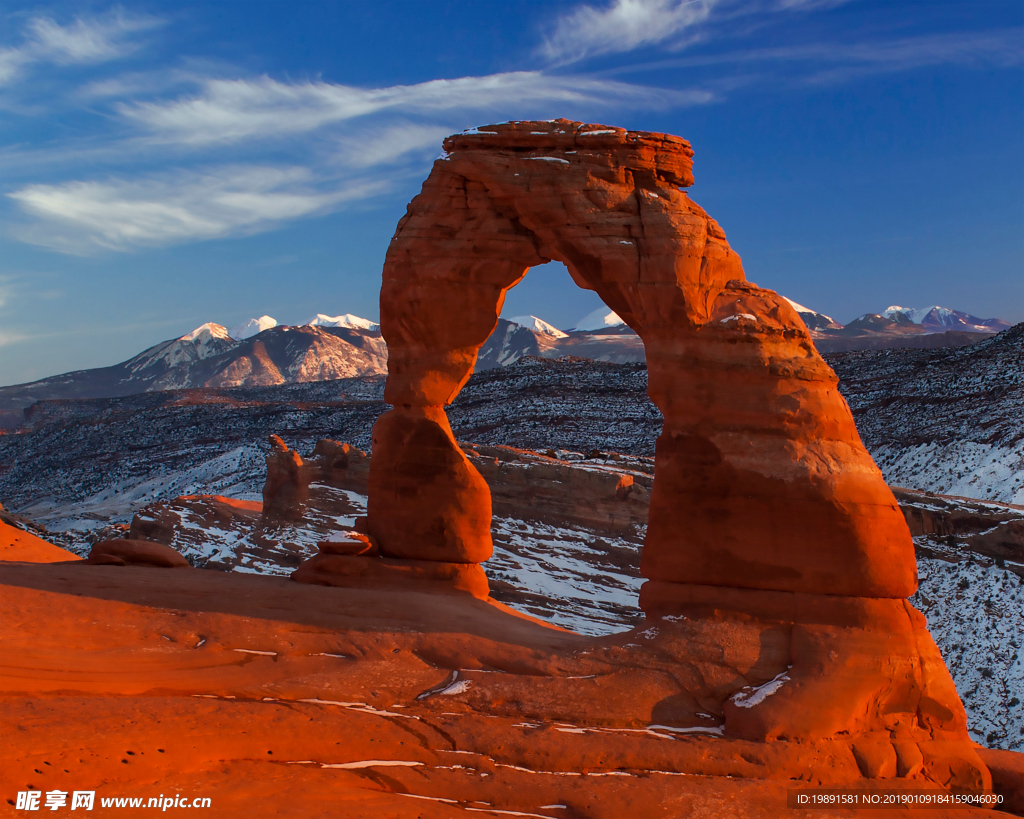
(506, 315), (568, 338)
(884, 305), (1012, 334)
(569, 300), (844, 333)
(305, 313), (380, 331)
(0, 319), (387, 420)
(131, 323), (237, 373)
(570, 307), (625, 332)
(783, 298), (843, 331)
(476, 320), (564, 369)
(1, 299), (1013, 426)
(789, 301), (1011, 353)
(476, 316), (645, 370)
(229, 315), (278, 341)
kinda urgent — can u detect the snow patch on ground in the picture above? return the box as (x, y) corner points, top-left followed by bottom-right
(874, 440), (1024, 505)
(488, 517), (642, 636)
(912, 556), (1024, 750)
(22, 445), (265, 536)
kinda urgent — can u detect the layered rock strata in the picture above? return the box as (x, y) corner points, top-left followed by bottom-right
(359, 120), (983, 786)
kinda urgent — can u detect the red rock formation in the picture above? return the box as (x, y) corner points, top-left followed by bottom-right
(87, 538), (191, 568)
(462, 443), (651, 534)
(0, 518), (80, 563)
(130, 495), (263, 546)
(361, 120), (981, 785)
(979, 747), (1024, 813)
(893, 487), (1024, 568)
(317, 531), (377, 556)
(293, 552), (489, 599)
(367, 119), (915, 599)
(263, 436), (370, 521)
(263, 435), (309, 520)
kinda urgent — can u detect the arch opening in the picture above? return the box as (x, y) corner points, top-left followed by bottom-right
(497, 260), (608, 334)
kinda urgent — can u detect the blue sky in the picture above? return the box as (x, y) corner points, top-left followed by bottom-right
(0, 0), (1021, 385)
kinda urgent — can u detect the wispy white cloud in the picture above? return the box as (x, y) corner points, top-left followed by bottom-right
(539, 0), (718, 64)
(331, 123), (454, 168)
(0, 9), (163, 85)
(118, 71), (709, 146)
(7, 0), (1009, 261)
(799, 30), (1024, 84)
(26, 12), (157, 63)
(5, 63), (713, 253)
(537, 0), (864, 65)
(772, 0), (851, 8)
(600, 29), (1024, 80)
(8, 166), (385, 253)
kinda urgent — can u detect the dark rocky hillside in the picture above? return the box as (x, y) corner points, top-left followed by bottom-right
(827, 322), (1023, 503)
(1, 323), (1020, 516)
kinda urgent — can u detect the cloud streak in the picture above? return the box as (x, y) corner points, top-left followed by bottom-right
(0, 330), (28, 348)
(536, 0), (858, 65)
(539, 0), (717, 64)
(118, 71), (710, 146)
(5, 1), (1015, 260)
(6, 64), (714, 252)
(8, 166), (385, 253)
(599, 29), (1024, 81)
(0, 9), (163, 85)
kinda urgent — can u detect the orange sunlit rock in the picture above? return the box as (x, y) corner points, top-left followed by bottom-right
(368, 119), (915, 599)
(0, 518), (79, 563)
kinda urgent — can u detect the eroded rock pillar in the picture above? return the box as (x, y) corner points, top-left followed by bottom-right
(366, 171), (545, 564)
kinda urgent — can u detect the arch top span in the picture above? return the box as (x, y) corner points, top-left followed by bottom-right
(369, 119), (917, 602)
(381, 120), (736, 383)
(445, 119), (696, 190)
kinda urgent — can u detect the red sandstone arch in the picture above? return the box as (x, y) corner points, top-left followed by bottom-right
(334, 122), (986, 780)
(367, 119), (916, 600)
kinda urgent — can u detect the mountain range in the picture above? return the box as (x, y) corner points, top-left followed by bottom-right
(0, 321), (386, 427)
(0, 302), (1012, 426)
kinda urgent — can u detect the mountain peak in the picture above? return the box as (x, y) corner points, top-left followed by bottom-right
(884, 305), (1010, 334)
(304, 313), (379, 331)
(570, 307), (624, 332)
(506, 315), (568, 338)
(229, 316), (278, 341)
(181, 322), (231, 343)
(783, 298), (843, 330)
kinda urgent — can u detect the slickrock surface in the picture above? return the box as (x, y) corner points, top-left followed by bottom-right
(0, 518), (79, 563)
(0, 324), (387, 420)
(0, 562), (1009, 818)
